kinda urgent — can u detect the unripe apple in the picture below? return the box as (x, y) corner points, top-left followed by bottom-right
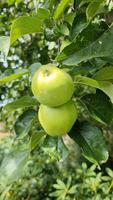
(38, 100), (77, 136)
(31, 65), (74, 107)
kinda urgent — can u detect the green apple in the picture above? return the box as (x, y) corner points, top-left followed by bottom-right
(38, 100), (77, 136)
(31, 65), (74, 107)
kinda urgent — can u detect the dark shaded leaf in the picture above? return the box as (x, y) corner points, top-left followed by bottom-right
(81, 90), (113, 125)
(57, 26), (113, 65)
(14, 110), (37, 139)
(69, 121), (108, 165)
(30, 130), (45, 150)
(70, 14), (88, 41)
(43, 136), (69, 160)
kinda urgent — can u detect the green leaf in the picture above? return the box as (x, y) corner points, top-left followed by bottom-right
(0, 186), (12, 200)
(0, 36), (10, 57)
(10, 15), (43, 44)
(30, 130), (45, 151)
(70, 14), (88, 41)
(0, 69), (28, 85)
(36, 8), (50, 20)
(7, 0), (15, 5)
(56, 179), (66, 189)
(56, 26), (113, 65)
(43, 136), (69, 160)
(30, 62), (42, 77)
(79, 0), (103, 7)
(57, 137), (69, 160)
(69, 121), (109, 165)
(56, 22), (104, 62)
(95, 66), (113, 81)
(0, 147), (29, 187)
(65, 12), (76, 26)
(14, 110), (37, 139)
(43, 135), (58, 148)
(48, 0), (56, 10)
(106, 168), (113, 178)
(86, 1), (104, 21)
(81, 90), (113, 125)
(75, 76), (113, 104)
(54, 0), (71, 20)
(79, 0), (92, 7)
(4, 96), (38, 111)
(55, 24), (69, 36)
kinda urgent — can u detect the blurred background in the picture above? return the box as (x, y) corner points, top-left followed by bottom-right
(1, 0), (113, 199)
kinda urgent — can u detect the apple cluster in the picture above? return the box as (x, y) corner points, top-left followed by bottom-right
(31, 65), (77, 136)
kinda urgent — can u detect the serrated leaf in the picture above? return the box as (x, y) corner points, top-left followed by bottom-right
(54, 0), (71, 20)
(56, 179), (66, 189)
(75, 76), (113, 104)
(0, 69), (28, 85)
(68, 121), (109, 165)
(50, 190), (64, 197)
(56, 26), (113, 65)
(14, 110), (37, 139)
(10, 15), (42, 44)
(81, 90), (113, 125)
(95, 66), (113, 81)
(0, 147), (29, 187)
(0, 36), (10, 57)
(68, 185), (77, 194)
(4, 96), (38, 111)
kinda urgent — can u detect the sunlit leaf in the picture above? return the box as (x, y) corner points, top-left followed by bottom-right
(4, 96), (38, 111)
(54, 0), (71, 20)
(10, 15), (43, 44)
(0, 69), (28, 85)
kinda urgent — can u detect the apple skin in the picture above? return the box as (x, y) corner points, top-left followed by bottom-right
(38, 100), (77, 136)
(31, 65), (74, 107)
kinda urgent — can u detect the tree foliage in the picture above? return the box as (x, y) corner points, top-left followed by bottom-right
(1, 0), (113, 193)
